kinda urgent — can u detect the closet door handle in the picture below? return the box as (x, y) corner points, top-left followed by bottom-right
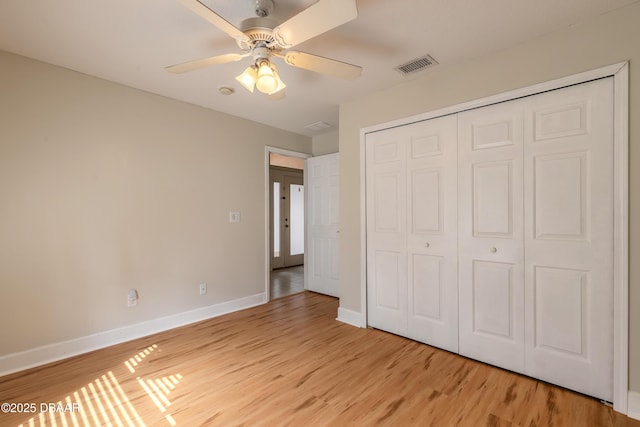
(424, 242), (430, 248)
(490, 247), (497, 253)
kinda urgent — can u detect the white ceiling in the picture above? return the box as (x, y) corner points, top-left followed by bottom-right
(0, 0), (637, 137)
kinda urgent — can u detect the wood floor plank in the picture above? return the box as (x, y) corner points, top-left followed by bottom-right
(1, 292), (638, 426)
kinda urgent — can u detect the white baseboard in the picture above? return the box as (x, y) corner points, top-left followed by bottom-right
(628, 390), (640, 420)
(0, 292), (267, 377)
(336, 307), (365, 328)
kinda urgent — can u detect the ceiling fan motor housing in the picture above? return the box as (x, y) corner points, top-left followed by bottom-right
(236, 21), (277, 50)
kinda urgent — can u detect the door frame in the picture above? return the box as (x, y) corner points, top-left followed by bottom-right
(359, 62), (629, 413)
(264, 146), (311, 301)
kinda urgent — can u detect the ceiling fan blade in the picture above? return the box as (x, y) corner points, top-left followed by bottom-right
(281, 51), (362, 80)
(176, 0), (247, 42)
(166, 53), (248, 74)
(272, 0), (357, 48)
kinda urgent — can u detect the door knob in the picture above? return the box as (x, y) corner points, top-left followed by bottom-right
(424, 242), (430, 248)
(490, 247), (497, 253)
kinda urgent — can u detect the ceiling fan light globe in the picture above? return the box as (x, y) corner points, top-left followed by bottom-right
(256, 62), (278, 93)
(256, 75), (278, 93)
(267, 80), (286, 95)
(235, 66), (258, 92)
(267, 68), (286, 95)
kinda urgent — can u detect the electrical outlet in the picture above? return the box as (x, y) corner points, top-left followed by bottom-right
(199, 283), (207, 295)
(128, 289), (138, 307)
(229, 211), (241, 223)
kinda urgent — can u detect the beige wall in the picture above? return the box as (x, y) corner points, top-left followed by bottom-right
(339, 2), (640, 391)
(0, 50), (311, 356)
(312, 130), (339, 156)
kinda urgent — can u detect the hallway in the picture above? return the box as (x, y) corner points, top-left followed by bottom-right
(270, 265), (304, 299)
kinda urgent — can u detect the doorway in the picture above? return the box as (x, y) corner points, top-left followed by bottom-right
(267, 150), (308, 299)
(270, 168), (304, 269)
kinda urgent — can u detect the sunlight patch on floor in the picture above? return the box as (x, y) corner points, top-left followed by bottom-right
(17, 344), (182, 426)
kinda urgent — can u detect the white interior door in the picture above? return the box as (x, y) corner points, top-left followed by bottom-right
(366, 129), (408, 336)
(366, 115), (458, 350)
(307, 153), (340, 297)
(523, 78), (614, 401)
(458, 100), (526, 373)
(405, 116), (458, 353)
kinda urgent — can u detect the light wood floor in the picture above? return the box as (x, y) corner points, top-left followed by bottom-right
(1, 292), (638, 426)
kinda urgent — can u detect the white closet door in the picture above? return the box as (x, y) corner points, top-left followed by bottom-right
(405, 116), (458, 352)
(523, 78), (614, 401)
(366, 115), (458, 350)
(307, 153), (340, 297)
(458, 100), (526, 373)
(366, 130), (408, 336)
(366, 77), (616, 402)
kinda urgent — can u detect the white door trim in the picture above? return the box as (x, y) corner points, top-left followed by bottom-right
(264, 146), (311, 301)
(358, 62), (629, 413)
(612, 63), (630, 415)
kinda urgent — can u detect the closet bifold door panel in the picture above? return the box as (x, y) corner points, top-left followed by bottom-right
(407, 116), (458, 352)
(457, 78), (615, 400)
(366, 115), (459, 352)
(366, 125), (408, 336)
(458, 100), (526, 374)
(523, 78), (614, 401)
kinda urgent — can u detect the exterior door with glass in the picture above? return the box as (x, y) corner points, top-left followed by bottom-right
(271, 169), (304, 269)
(283, 174), (304, 266)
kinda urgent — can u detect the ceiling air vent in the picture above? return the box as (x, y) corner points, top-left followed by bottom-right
(304, 121), (332, 131)
(395, 54), (438, 76)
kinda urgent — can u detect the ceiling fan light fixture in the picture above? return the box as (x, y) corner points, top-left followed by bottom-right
(256, 60), (278, 94)
(235, 66), (258, 92)
(267, 68), (286, 95)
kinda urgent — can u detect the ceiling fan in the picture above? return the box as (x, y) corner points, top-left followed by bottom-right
(167, 0), (362, 95)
